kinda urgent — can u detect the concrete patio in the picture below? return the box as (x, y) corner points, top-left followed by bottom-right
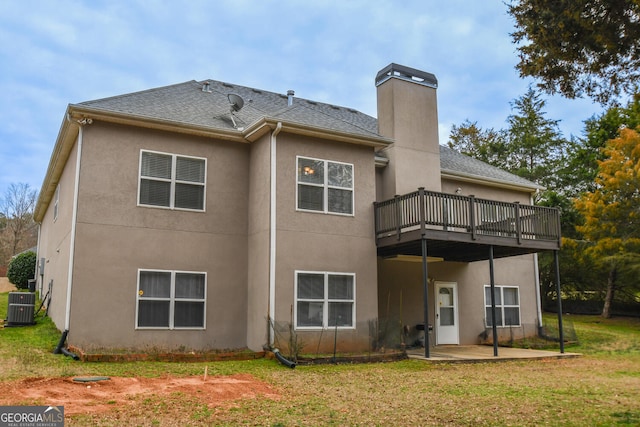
(407, 345), (581, 363)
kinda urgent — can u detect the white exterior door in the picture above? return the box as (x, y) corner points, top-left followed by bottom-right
(435, 281), (459, 345)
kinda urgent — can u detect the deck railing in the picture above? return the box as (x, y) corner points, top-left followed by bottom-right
(374, 188), (561, 244)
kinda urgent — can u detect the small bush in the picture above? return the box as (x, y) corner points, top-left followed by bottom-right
(7, 251), (36, 290)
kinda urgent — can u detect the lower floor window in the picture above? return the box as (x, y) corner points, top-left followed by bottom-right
(295, 271), (355, 329)
(484, 285), (520, 327)
(136, 269), (206, 329)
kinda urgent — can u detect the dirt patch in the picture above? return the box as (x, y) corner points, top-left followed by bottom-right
(0, 277), (17, 293)
(0, 374), (279, 415)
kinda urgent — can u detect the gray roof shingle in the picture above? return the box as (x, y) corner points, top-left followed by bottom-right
(76, 78), (540, 190)
(439, 145), (542, 190)
(77, 80), (380, 139)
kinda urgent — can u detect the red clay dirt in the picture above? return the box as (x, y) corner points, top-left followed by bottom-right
(0, 374), (279, 415)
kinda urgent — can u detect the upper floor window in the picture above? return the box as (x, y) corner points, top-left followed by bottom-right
(138, 150), (206, 211)
(484, 285), (520, 327)
(297, 156), (353, 215)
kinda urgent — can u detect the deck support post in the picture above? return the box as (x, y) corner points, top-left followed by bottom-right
(419, 187), (431, 358)
(421, 237), (430, 358)
(554, 250), (565, 353)
(489, 245), (499, 357)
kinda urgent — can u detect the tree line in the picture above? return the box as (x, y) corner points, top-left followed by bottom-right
(446, 0), (640, 318)
(0, 183), (38, 274)
(449, 90), (639, 318)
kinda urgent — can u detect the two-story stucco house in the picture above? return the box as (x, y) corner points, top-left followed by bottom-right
(34, 63), (561, 358)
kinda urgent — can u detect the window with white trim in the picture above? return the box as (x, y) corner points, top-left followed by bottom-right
(53, 184), (60, 221)
(295, 271), (355, 329)
(484, 285), (520, 327)
(138, 150), (206, 211)
(297, 156), (353, 215)
(136, 269), (206, 329)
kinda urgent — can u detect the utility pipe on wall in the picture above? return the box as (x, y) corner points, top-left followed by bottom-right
(63, 116), (88, 332)
(35, 223), (42, 294)
(268, 122), (283, 346)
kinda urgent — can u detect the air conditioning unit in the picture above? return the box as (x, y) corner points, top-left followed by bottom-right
(6, 292), (36, 326)
(8, 292), (36, 305)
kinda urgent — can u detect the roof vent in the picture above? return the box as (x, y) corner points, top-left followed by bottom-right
(287, 90), (295, 106)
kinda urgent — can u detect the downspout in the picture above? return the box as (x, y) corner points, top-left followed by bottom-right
(63, 115), (85, 337)
(35, 223), (42, 294)
(268, 122), (283, 347)
(531, 194), (544, 334)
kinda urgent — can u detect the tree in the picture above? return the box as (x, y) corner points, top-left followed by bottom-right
(574, 127), (640, 317)
(447, 120), (509, 169)
(448, 89), (569, 196)
(564, 94), (640, 196)
(0, 183), (38, 267)
(7, 250), (36, 290)
(506, 88), (569, 191)
(509, 0), (640, 105)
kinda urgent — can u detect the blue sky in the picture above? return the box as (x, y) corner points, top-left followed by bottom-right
(0, 0), (600, 200)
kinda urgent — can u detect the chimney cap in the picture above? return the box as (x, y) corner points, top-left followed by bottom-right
(375, 63), (437, 88)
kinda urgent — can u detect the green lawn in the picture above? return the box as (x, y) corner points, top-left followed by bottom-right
(1, 291), (639, 426)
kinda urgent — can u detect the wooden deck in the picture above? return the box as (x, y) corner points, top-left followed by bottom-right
(374, 188), (561, 262)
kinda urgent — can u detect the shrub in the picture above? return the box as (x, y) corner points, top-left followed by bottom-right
(7, 251), (36, 290)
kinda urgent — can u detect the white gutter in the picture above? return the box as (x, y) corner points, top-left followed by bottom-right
(35, 223), (42, 294)
(63, 116), (87, 331)
(531, 194), (543, 333)
(269, 122), (283, 346)
(440, 170), (544, 193)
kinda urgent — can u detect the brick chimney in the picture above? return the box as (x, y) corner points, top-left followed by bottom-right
(376, 63), (442, 199)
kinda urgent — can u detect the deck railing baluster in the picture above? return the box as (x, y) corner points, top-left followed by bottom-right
(373, 189), (560, 245)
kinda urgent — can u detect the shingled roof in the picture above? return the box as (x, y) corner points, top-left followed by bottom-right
(74, 78), (541, 191)
(439, 145), (543, 191)
(76, 79), (381, 141)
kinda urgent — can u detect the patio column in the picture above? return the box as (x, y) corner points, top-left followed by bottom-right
(489, 245), (498, 357)
(422, 237), (430, 358)
(419, 187), (431, 358)
(554, 250), (565, 353)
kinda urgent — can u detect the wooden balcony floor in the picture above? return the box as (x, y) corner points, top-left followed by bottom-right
(376, 227), (561, 262)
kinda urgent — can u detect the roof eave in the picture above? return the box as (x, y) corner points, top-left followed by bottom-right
(67, 104), (249, 142)
(440, 169), (544, 194)
(243, 117), (392, 148)
(34, 107), (79, 222)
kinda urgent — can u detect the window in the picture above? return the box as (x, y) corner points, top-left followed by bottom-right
(138, 150), (206, 211)
(53, 184), (60, 221)
(295, 271), (355, 329)
(297, 156), (353, 215)
(484, 286), (520, 327)
(136, 269), (206, 329)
